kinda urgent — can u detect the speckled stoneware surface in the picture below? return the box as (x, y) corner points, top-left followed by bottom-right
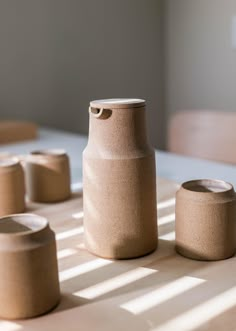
(176, 179), (236, 261)
(0, 214), (60, 319)
(25, 150), (71, 203)
(0, 158), (25, 216)
(83, 98), (157, 259)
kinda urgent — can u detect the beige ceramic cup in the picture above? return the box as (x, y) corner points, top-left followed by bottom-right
(176, 179), (236, 261)
(25, 149), (71, 203)
(0, 158), (25, 217)
(0, 213), (60, 319)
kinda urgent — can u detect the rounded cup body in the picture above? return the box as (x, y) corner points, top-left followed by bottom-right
(25, 150), (71, 202)
(0, 214), (60, 319)
(0, 159), (25, 216)
(176, 179), (236, 260)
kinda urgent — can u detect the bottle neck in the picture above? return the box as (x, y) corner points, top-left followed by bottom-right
(87, 106), (152, 158)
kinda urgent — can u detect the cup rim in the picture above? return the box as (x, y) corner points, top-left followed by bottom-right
(0, 213), (49, 237)
(30, 149), (66, 157)
(181, 179), (233, 194)
(0, 157), (20, 168)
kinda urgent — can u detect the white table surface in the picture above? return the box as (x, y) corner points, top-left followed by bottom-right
(1, 127), (236, 187)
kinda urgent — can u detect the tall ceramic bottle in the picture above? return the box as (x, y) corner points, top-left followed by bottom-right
(83, 99), (157, 259)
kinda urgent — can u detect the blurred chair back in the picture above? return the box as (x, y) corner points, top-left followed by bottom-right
(167, 111), (236, 164)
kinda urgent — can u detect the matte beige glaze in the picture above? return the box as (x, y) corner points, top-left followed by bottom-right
(83, 99), (157, 259)
(0, 214), (60, 319)
(25, 149), (71, 203)
(176, 179), (236, 261)
(0, 158), (25, 217)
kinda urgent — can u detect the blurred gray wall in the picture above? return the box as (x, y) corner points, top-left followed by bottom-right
(0, 0), (165, 148)
(164, 0), (236, 115)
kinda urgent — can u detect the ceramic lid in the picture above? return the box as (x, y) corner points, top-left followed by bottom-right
(90, 98), (145, 109)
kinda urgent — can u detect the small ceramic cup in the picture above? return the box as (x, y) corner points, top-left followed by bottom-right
(0, 213), (60, 319)
(0, 158), (25, 217)
(175, 179), (236, 261)
(25, 149), (71, 203)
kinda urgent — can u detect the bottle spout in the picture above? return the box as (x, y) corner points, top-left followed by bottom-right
(88, 107), (111, 119)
